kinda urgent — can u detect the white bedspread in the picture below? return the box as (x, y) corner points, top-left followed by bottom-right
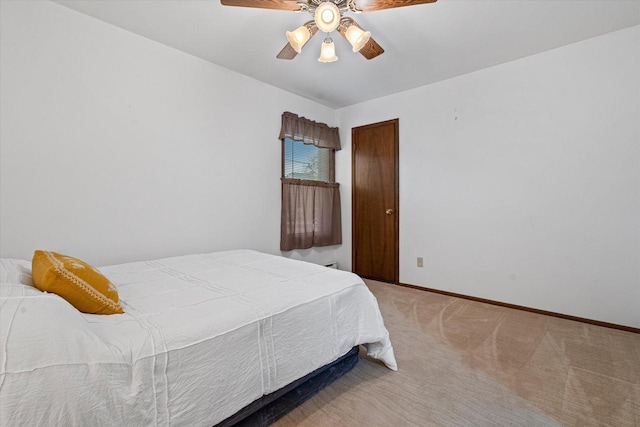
(0, 250), (396, 426)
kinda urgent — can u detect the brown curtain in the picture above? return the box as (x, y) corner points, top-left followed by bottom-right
(280, 178), (342, 251)
(279, 111), (341, 150)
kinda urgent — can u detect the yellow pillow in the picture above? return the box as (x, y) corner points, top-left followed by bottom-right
(32, 250), (124, 314)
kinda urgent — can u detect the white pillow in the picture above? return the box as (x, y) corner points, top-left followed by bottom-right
(0, 258), (34, 286)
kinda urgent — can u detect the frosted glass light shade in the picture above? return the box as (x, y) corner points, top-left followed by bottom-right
(286, 25), (311, 53)
(314, 2), (340, 33)
(345, 25), (371, 52)
(318, 38), (338, 63)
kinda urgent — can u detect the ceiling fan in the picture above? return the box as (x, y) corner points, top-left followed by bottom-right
(220, 0), (438, 62)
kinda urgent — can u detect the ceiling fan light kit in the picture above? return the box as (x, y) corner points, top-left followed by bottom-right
(314, 2), (341, 33)
(318, 37), (339, 62)
(220, 0), (438, 62)
(345, 24), (370, 52)
(286, 25), (312, 53)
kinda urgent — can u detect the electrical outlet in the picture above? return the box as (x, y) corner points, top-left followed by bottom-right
(417, 257), (423, 268)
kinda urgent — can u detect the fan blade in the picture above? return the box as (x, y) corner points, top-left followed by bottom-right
(358, 37), (384, 60)
(276, 23), (318, 60)
(337, 18), (384, 60)
(220, 0), (302, 11)
(354, 0), (437, 12)
(277, 43), (299, 60)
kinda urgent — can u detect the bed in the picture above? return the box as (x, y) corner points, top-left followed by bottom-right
(0, 249), (396, 426)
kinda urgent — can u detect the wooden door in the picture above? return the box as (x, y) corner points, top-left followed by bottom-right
(352, 119), (399, 283)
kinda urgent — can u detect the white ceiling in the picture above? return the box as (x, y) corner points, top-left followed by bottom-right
(54, 0), (639, 109)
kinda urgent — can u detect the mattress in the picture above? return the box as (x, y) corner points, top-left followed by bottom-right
(0, 250), (396, 426)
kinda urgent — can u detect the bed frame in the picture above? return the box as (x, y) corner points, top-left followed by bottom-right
(217, 346), (360, 426)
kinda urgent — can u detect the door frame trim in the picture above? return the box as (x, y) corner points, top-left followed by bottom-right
(351, 118), (399, 284)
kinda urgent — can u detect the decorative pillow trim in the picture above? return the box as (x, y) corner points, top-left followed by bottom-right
(43, 251), (122, 313)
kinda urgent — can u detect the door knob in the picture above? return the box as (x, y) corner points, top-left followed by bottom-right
(386, 209), (394, 215)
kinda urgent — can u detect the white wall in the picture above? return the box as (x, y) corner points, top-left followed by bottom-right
(0, 0), (337, 266)
(336, 26), (640, 328)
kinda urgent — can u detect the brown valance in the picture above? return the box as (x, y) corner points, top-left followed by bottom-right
(279, 111), (341, 150)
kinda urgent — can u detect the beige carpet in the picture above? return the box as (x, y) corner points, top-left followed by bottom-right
(274, 280), (640, 426)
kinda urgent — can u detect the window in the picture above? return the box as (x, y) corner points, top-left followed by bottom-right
(278, 112), (342, 252)
(283, 138), (334, 182)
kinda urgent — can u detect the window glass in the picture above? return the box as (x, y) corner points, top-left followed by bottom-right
(283, 138), (332, 182)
